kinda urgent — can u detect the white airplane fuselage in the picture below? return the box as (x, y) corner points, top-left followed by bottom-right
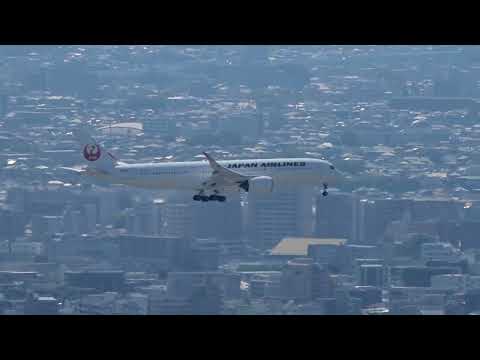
(90, 157), (338, 192)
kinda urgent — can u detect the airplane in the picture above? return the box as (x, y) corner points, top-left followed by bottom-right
(60, 128), (341, 202)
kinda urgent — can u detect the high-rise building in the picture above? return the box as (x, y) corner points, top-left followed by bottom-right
(84, 203), (97, 234)
(166, 271), (237, 305)
(148, 297), (192, 315)
(398, 266), (431, 287)
(247, 188), (314, 249)
(223, 272), (242, 299)
(307, 239), (350, 273)
(0, 208), (27, 241)
(63, 203), (99, 235)
(431, 274), (466, 292)
(31, 215), (62, 241)
(312, 263), (335, 299)
(452, 221), (480, 250)
(421, 242), (462, 263)
(6, 187), (28, 212)
(62, 204), (75, 234)
(64, 271), (125, 292)
(355, 198), (412, 245)
(71, 210), (85, 235)
(0, 93), (7, 119)
(347, 244), (380, 261)
(410, 199), (462, 223)
(280, 258), (333, 302)
(163, 203), (194, 239)
(315, 192), (356, 240)
(250, 276), (269, 298)
(98, 190), (119, 227)
(359, 264), (385, 287)
(153, 200), (165, 235)
(159, 193), (242, 241)
(191, 193), (243, 241)
(350, 286), (382, 308)
(334, 288), (352, 315)
(190, 278), (223, 315)
(466, 289), (480, 313)
(126, 202), (156, 236)
(24, 293), (59, 315)
(118, 235), (191, 271)
(189, 238), (220, 271)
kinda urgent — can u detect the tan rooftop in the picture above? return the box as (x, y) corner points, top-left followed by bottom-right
(270, 237), (347, 256)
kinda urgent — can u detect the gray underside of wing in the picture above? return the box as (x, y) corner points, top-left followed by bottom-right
(200, 170), (250, 192)
(200, 152), (252, 191)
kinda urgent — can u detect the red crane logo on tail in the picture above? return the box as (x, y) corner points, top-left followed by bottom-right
(83, 144), (101, 161)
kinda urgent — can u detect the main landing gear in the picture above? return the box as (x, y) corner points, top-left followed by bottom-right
(193, 193), (226, 202)
(322, 183), (329, 197)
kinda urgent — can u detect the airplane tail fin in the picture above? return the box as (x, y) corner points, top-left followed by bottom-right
(71, 127), (118, 170)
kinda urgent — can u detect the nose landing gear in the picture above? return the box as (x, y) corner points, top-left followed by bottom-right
(322, 183), (328, 197)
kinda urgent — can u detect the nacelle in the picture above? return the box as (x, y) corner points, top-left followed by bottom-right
(239, 176), (274, 193)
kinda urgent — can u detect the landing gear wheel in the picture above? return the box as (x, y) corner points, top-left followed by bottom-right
(194, 193), (226, 202)
(322, 191), (328, 197)
(208, 195), (227, 202)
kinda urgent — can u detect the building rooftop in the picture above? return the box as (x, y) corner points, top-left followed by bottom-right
(270, 237), (347, 257)
(37, 296), (57, 302)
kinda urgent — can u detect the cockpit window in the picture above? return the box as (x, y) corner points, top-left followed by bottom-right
(330, 165), (335, 170)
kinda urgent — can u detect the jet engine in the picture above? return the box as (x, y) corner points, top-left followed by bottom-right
(239, 176), (274, 193)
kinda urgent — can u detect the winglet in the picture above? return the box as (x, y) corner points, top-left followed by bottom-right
(201, 151), (251, 185)
(203, 152), (221, 172)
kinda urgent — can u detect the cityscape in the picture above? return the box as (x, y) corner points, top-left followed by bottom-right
(1, 45), (480, 315)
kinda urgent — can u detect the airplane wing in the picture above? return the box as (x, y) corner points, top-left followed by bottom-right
(58, 166), (111, 176)
(199, 152), (251, 192)
(202, 152), (248, 181)
(58, 166), (87, 175)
